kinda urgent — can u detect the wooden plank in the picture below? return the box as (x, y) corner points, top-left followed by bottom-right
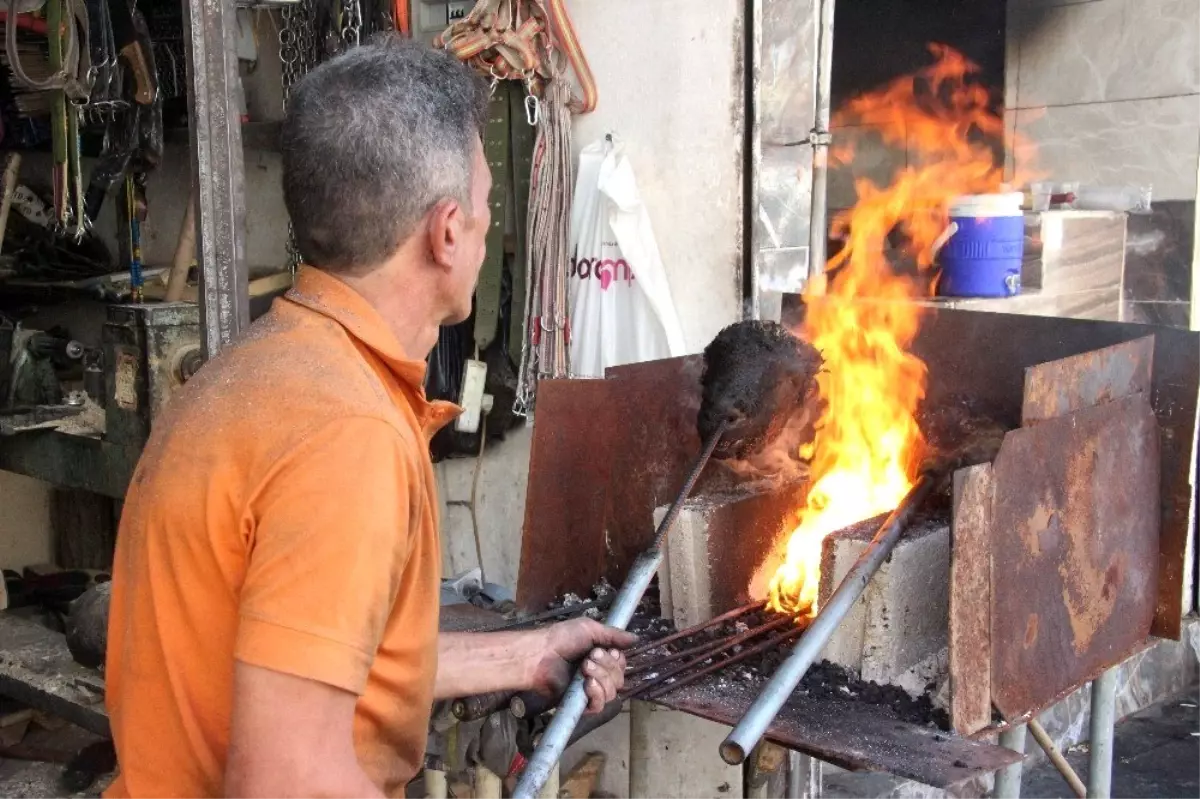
(950, 464), (993, 736)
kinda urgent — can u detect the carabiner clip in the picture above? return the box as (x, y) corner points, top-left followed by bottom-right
(525, 94), (540, 126)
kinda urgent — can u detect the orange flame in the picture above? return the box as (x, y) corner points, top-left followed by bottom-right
(757, 44), (1022, 616)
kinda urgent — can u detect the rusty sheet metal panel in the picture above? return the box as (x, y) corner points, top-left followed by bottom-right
(783, 302), (1198, 638)
(601, 356), (708, 582)
(657, 682), (1021, 789)
(516, 379), (618, 610)
(949, 464), (993, 736)
(1022, 336), (1154, 425)
(990, 394), (1160, 721)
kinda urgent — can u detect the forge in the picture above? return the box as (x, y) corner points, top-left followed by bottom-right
(518, 306), (1200, 789)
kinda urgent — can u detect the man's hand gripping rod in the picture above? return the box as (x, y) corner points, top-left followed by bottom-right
(511, 420), (728, 799)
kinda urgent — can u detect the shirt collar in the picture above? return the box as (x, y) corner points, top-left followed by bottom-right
(284, 266), (461, 437)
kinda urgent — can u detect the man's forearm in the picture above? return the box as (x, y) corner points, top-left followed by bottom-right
(434, 631), (544, 699)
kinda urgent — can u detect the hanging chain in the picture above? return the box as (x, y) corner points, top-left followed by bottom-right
(280, 0), (320, 274)
(340, 0), (362, 50)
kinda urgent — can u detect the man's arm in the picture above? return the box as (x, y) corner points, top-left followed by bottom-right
(225, 663), (384, 798)
(435, 618), (637, 713)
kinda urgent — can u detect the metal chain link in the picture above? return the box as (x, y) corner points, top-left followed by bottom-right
(340, 0), (362, 50)
(279, 0), (321, 274)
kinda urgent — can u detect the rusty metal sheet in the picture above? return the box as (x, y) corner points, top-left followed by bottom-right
(1022, 336), (1154, 425)
(600, 356), (708, 583)
(517, 378), (618, 610)
(989, 394), (1160, 721)
(518, 357), (733, 611)
(656, 681), (1021, 789)
(783, 301), (1198, 639)
(949, 464), (993, 736)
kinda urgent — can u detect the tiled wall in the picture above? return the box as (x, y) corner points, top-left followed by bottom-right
(826, 0), (1007, 214)
(1005, 0), (1200, 327)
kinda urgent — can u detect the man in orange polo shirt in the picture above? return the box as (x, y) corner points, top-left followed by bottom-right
(103, 37), (633, 797)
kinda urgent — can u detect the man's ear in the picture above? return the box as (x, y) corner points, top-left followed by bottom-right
(426, 198), (462, 269)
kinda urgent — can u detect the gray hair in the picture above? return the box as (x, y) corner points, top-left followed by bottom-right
(281, 36), (489, 272)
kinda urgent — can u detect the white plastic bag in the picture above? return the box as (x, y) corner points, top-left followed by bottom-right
(568, 135), (686, 378)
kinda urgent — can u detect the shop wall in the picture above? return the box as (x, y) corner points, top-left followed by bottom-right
(1005, 0), (1200, 327)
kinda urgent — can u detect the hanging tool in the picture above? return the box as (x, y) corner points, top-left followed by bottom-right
(124, 174), (143, 302)
(107, 0), (154, 104)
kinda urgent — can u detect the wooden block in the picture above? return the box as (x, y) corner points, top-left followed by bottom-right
(950, 464), (993, 736)
(561, 753), (606, 799)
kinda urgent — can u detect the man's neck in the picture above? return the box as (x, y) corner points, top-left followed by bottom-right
(335, 257), (442, 361)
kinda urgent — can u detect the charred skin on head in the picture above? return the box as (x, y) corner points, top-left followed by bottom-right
(698, 321), (824, 463)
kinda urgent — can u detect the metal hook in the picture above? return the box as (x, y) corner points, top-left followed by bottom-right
(525, 93), (540, 126)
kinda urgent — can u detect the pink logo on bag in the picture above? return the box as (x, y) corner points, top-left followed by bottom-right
(570, 256), (636, 291)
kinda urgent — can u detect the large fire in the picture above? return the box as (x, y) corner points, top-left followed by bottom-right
(757, 44), (1017, 616)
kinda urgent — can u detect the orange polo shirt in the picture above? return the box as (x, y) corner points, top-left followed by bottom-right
(104, 266), (458, 797)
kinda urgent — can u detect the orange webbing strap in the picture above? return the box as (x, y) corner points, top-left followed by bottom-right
(393, 0), (410, 36)
(539, 0), (595, 113)
(437, 0), (597, 115)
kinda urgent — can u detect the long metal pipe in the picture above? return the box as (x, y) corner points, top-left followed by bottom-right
(719, 472), (938, 764)
(1087, 668), (1117, 798)
(511, 422), (727, 799)
(806, 0), (836, 291)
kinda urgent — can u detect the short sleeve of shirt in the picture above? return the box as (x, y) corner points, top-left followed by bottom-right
(234, 416), (414, 695)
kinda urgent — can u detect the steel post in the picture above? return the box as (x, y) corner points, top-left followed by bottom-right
(788, 751), (822, 798)
(1087, 668), (1117, 798)
(183, 0), (250, 357)
(994, 724), (1027, 799)
(806, 0), (836, 291)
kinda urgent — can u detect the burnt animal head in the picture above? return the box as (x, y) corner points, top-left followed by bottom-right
(698, 320), (824, 462)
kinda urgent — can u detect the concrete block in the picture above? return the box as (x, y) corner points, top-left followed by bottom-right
(819, 517), (951, 692)
(629, 700), (743, 798)
(654, 504), (716, 629)
(562, 703), (632, 798)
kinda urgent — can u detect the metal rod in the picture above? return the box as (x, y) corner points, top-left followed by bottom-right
(1087, 668), (1117, 798)
(640, 625), (806, 702)
(995, 724), (1028, 799)
(451, 690), (513, 722)
(626, 600), (765, 659)
(511, 422), (727, 799)
(628, 611), (796, 695)
(1029, 718), (1086, 799)
(627, 614), (791, 678)
(805, 0), (836, 291)
(466, 596), (611, 634)
(719, 472), (938, 765)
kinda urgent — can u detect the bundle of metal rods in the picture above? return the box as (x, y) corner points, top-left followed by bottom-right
(620, 601), (809, 702)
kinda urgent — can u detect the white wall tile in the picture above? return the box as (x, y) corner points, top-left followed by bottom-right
(1014, 0), (1200, 108)
(1012, 95), (1200, 200)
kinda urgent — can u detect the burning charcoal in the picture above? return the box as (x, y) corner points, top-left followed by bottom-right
(698, 320), (823, 463)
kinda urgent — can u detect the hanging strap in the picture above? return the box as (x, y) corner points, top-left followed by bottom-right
(474, 89), (510, 352)
(437, 0), (597, 114)
(506, 81), (535, 357)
